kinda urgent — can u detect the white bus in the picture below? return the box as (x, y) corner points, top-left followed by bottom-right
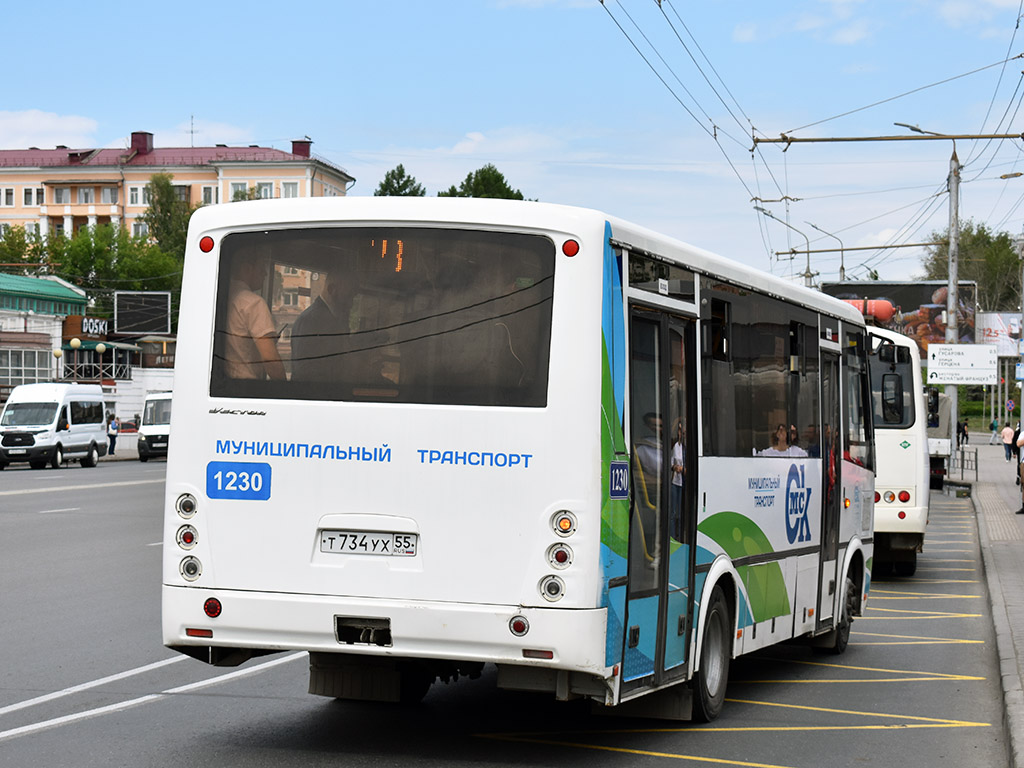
(162, 198), (874, 721)
(867, 327), (929, 576)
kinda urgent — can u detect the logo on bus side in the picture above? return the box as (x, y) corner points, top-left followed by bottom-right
(785, 464), (813, 544)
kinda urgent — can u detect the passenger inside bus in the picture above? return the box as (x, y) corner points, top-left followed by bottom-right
(759, 423), (808, 457)
(224, 251), (286, 381)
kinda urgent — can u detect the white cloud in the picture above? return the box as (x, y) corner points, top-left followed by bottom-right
(733, 22), (758, 43)
(0, 110), (98, 149)
(831, 19), (871, 44)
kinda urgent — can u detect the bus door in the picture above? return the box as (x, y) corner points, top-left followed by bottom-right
(817, 349), (842, 626)
(622, 308), (697, 692)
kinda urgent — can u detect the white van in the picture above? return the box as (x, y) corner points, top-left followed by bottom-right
(0, 382), (108, 469)
(138, 391), (172, 462)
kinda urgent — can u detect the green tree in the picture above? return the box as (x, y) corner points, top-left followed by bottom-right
(438, 163), (527, 199)
(142, 173), (198, 261)
(918, 219), (1019, 311)
(50, 224), (181, 319)
(0, 225), (46, 273)
(374, 164), (425, 196)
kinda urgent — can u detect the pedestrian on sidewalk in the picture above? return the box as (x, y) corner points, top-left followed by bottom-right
(963, 423), (969, 444)
(1002, 421), (1014, 461)
(107, 416), (119, 456)
(989, 417), (1000, 444)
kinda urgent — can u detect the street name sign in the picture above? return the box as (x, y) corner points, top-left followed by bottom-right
(926, 343), (998, 385)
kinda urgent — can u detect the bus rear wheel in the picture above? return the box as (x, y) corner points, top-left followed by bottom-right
(691, 585), (731, 722)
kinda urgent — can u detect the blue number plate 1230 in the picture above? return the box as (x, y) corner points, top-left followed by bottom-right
(206, 461), (272, 500)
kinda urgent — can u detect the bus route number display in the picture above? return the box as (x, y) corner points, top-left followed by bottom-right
(206, 461), (272, 500)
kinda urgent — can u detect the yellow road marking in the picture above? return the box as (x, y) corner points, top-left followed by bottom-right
(478, 735), (799, 767)
(852, 631), (983, 645)
(862, 607), (981, 619)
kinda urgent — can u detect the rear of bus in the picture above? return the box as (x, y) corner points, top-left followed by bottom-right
(162, 198), (616, 703)
(867, 327), (929, 576)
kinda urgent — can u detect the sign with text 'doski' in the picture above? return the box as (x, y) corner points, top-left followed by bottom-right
(926, 343), (998, 385)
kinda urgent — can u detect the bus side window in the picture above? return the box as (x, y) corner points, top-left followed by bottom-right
(881, 374), (903, 423)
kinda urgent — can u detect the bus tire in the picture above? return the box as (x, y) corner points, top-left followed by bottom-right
(691, 585), (731, 722)
(50, 445), (64, 469)
(822, 576), (856, 655)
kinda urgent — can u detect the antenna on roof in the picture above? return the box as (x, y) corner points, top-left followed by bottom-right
(190, 115), (194, 148)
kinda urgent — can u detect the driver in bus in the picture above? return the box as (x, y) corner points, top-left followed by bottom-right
(224, 251), (286, 381)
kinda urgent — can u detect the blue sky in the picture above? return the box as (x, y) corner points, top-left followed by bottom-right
(3, 0), (1024, 284)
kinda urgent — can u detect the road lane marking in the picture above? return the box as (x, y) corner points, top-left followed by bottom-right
(852, 631), (984, 645)
(0, 657), (187, 717)
(37, 508), (81, 515)
(0, 479), (164, 497)
(478, 735), (799, 768)
(0, 652), (305, 743)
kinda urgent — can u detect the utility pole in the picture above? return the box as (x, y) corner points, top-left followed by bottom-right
(946, 147), (960, 456)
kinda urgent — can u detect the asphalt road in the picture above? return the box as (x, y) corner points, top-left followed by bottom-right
(0, 463), (1009, 767)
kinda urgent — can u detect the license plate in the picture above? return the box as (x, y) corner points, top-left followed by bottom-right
(320, 530), (417, 556)
(7, 449), (26, 455)
(152, 442), (167, 448)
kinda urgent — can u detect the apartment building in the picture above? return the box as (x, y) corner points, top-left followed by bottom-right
(0, 131), (354, 239)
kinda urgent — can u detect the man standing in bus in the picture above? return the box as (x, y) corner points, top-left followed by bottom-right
(224, 252), (286, 381)
(290, 270), (355, 381)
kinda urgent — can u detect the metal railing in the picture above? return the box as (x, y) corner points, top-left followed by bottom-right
(949, 447), (979, 482)
(60, 360), (132, 382)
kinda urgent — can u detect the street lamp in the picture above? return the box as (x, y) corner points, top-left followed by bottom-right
(806, 221), (846, 281)
(754, 206), (817, 287)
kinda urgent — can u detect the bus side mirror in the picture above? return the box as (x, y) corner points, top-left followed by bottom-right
(927, 388), (939, 415)
(57, 418), (69, 431)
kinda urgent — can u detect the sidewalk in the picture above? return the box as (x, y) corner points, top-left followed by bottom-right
(962, 441), (1024, 768)
(98, 432), (138, 460)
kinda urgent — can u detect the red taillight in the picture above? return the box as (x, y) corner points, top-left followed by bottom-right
(509, 616), (529, 636)
(522, 649), (554, 660)
(186, 628), (213, 638)
(898, 511), (907, 520)
(898, 490), (911, 503)
(874, 491), (881, 503)
(204, 598), (222, 618)
(562, 239), (580, 257)
(199, 236), (214, 252)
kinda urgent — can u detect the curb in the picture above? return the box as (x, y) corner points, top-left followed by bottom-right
(974, 492), (1024, 768)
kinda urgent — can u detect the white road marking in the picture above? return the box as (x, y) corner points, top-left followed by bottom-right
(37, 508), (81, 515)
(0, 479), (163, 497)
(0, 652), (305, 742)
(0, 657), (187, 717)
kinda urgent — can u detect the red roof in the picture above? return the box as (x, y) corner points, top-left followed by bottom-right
(0, 143), (352, 179)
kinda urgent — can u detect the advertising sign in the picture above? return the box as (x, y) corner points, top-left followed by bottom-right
(821, 281), (977, 359)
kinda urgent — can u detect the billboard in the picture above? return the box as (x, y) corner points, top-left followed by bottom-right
(977, 312), (1022, 357)
(821, 281), (976, 358)
(114, 291), (171, 335)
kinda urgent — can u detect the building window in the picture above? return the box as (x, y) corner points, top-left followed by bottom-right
(202, 186), (219, 205)
(130, 187), (139, 205)
(53, 187), (71, 205)
(1, 188), (13, 207)
(23, 188), (43, 206)
(0, 223), (8, 238)
(282, 182), (299, 199)
(132, 221), (149, 237)
(174, 185), (190, 202)
(256, 182), (274, 199)
(0, 348), (55, 387)
(77, 187), (95, 204)
(142, 186), (152, 205)
(101, 188), (119, 204)
(230, 182), (248, 201)
(25, 222), (39, 236)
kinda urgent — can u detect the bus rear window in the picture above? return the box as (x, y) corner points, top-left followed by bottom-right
(210, 227), (555, 406)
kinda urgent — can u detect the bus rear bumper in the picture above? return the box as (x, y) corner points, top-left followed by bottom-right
(162, 585), (610, 675)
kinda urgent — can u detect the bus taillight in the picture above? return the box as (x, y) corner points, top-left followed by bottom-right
(898, 490), (911, 503)
(204, 598), (222, 618)
(509, 616), (529, 636)
(540, 575), (565, 601)
(547, 543), (573, 569)
(883, 491), (896, 503)
(552, 511), (576, 537)
(874, 491), (881, 503)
